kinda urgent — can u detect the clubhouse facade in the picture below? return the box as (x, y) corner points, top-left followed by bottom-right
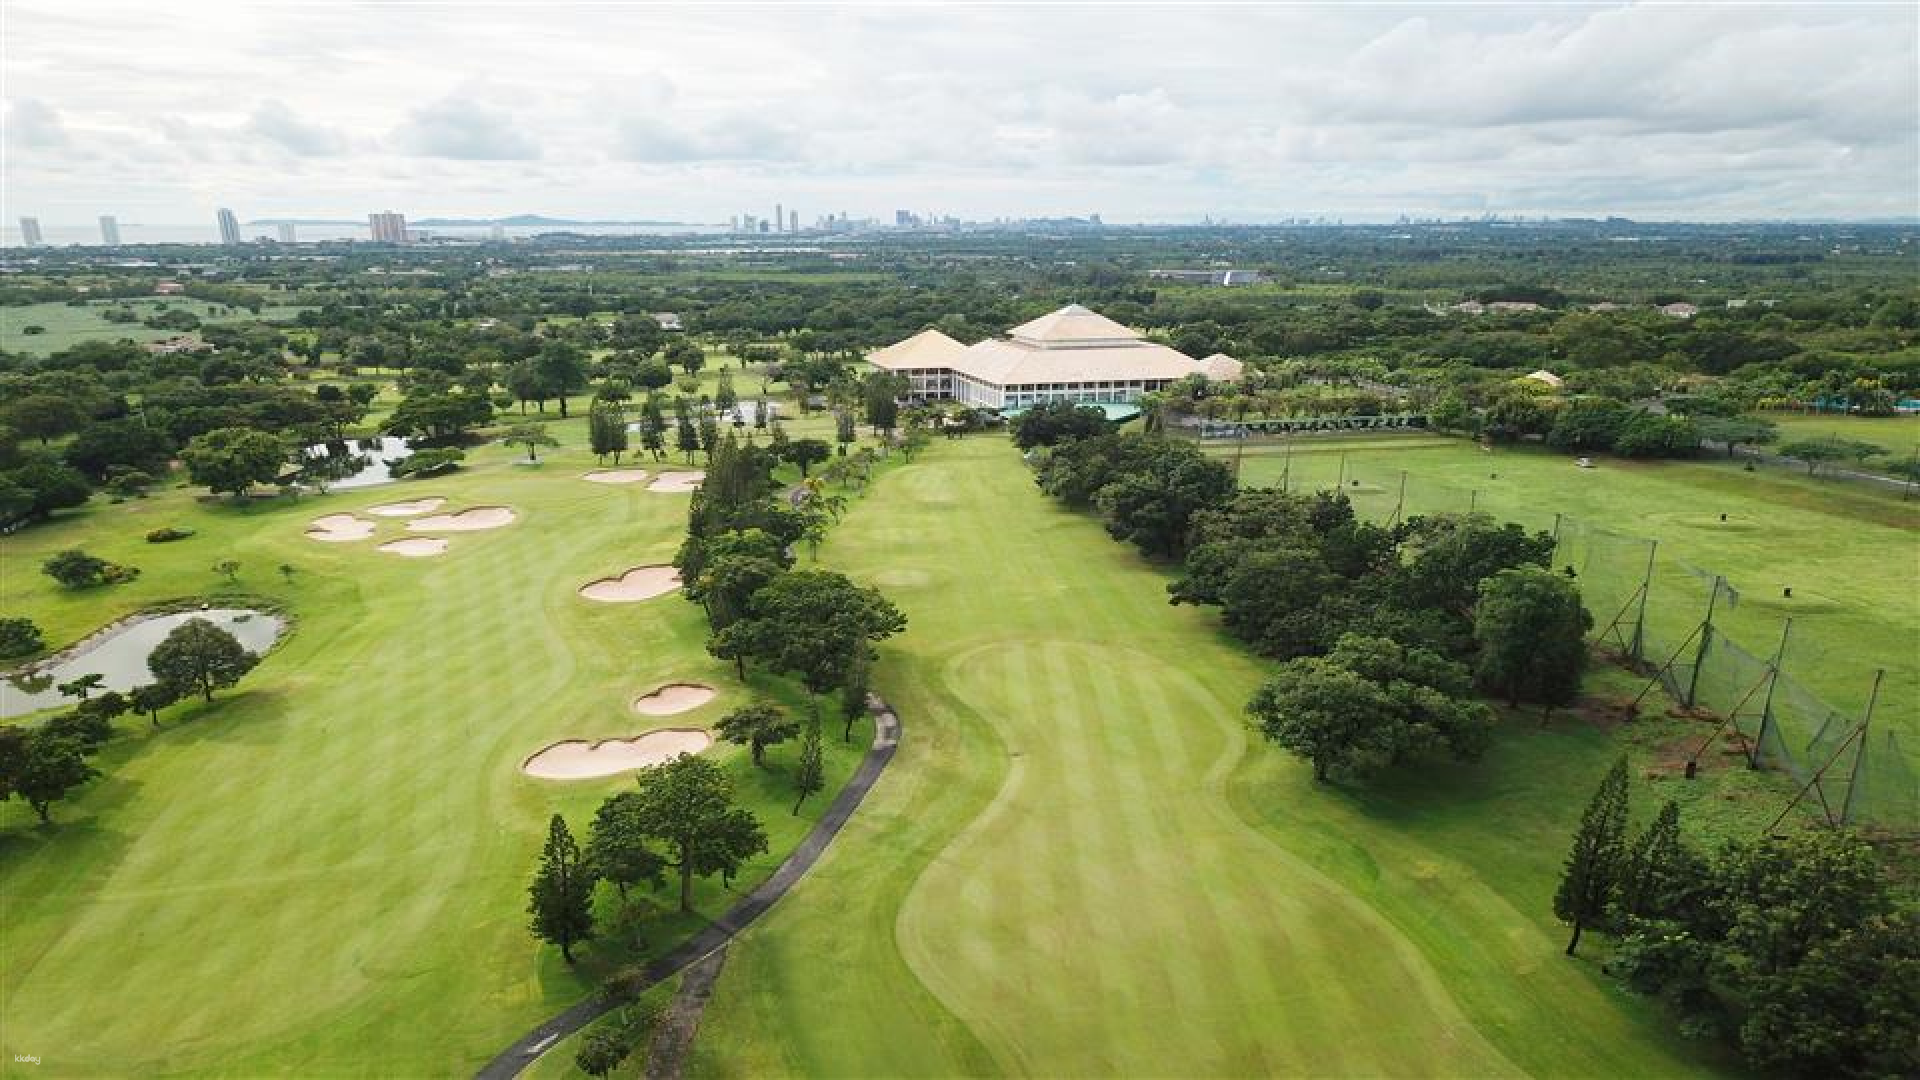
(867, 304), (1241, 411)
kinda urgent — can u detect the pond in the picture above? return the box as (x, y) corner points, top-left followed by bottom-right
(301, 436), (414, 490)
(1, 609), (287, 718)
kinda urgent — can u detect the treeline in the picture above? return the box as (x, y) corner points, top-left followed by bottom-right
(1027, 418), (1591, 782)
(1556, 761), (1917, 1078)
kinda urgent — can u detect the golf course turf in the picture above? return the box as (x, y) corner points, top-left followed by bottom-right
(685, 437), (1727, 1079)
(0, 427), (873, 1075)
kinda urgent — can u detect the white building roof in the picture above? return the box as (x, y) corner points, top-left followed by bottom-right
(867, 327), (970, 371)
(1006, 304), (1143, 347)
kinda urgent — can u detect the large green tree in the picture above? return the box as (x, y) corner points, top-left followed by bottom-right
(1553, 756), (1628, 956)
(629, 755), (768, 912)
(1474, 566), (1592, 707)
(527, 813), (596, 963)
(146, 618), (259, 702)
(180, 426), (286, 497)
(708, 569), (905, 712)
(715, 701), (800, 767)
(585, 792), (667, 901)
(14, 733), (99, 823)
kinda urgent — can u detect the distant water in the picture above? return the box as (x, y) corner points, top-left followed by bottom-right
(302, 436), (413, 490)
(2, 222), (720, 248)
(1, 609), (286, 718)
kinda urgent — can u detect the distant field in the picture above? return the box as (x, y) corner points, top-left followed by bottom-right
(0, 298), (312, 355)
(1215, 433), (1918, 740)
(1762, 411), (1920, 469)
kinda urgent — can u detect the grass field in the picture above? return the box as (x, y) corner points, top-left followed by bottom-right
(1762, 412), (1920, 470)
(0, 424), (874, 1075)
(686, 437), (1734, 1079)
(0, 298), (312, 355)
(1212, 434), (1917, 736)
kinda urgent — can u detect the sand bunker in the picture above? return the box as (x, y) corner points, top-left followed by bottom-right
(583, 469), (651, 485)
(648, 471), (704, 493)
(522, 729), (713, 779)
(378, 537), (449, 557)
(579, 565), (682, 602)
(633, 683), (717, 716)
(406, 506), (516, 532)
(365, 497), (446, 517)
(306, 513), (376, 542)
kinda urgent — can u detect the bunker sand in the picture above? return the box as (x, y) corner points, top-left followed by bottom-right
(406, 506), (516, 532)
(634, 683), (717, 716)
(579, 566), (682, 603)
(583, 469), (650, 485)
(306, 514), (375, 542)
(522, 729), (713, 779)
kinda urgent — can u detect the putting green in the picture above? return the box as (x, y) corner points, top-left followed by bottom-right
(689, 438), (1717, 1078)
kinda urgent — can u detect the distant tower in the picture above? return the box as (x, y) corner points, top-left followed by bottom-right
(788, 209), (798, 233)
(368, 211), (409, 244)
(217, 207), (242, 245)
(489, 222), (506, 243)
(98, 215), (121, 246)
(18, 217), (43, 247)
(278, 223), (297, 244)
(775, 203), (783, 233)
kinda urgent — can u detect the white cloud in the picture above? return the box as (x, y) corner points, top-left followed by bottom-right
(0, 2), (1911, 222)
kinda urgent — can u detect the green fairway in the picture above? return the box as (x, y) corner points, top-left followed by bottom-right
(0, 431), (870, 1075)
(689, 437), (1724, 1079)
(1762, 412), (1920, 471)
(0, 298), (311, 355)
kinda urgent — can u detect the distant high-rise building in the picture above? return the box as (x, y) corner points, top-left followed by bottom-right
(774, 203), (783, 233)
(18, 217), (43, 247)
(278, 223), (297, 244)
(489, 222), (506, 243)
(788, 210), (798, 234)
(368, 211), (409, 244)
(99, 215), (121, 246)
(217, 207), (242, 245)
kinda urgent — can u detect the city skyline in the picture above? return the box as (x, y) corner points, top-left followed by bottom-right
(3, 3), (1913, 224)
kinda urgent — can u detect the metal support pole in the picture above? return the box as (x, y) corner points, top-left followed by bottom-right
(1839, 669), (1883, 825)
(1750, 619), (1793, 769)
(1392, 471), (1407, 525)
(1336, 451), (1347, 490)
(1630, 540), (1658, 663)
(1469, 488), (1478, 514)
(1684, 576), (1722, 708)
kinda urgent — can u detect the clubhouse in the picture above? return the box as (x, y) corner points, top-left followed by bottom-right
(867, 304), (1241, 411)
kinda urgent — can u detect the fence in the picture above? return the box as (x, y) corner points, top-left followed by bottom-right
(1283, 457), (1918, 833)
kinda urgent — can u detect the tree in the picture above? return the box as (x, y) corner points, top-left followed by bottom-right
(637, 395), (667, 461)
(2, 394), (89, 445)
(1553, 756), (1628, 956)
(575, 1029), (632, 1078)
(792, 712), (824, 814)
(839, 642), (871, 742)
(833, 409), (857, 454)
(586, 792), (668, 902)
(708, 570), (906, 716)
(1692, 415), (1778, 458)
(15, 733), (99, 823)
(630, 755), (768, 912)
(129, 681), (181, 727)
(1013, 401), (1109, 449)
(782, 437), (831, 477)
(588, 402), (629, 464)
(506, 360), (553, 413)
(1779, 437), (1884, 475)
(1546, 397), (1631, 452)
(1474, 567), (1592, 707)
(57, 673), (105, 701)
(503, 422), (559, 462)
(1613, 412), (1700, 458)
(1247, 634), (1489, 782)
(1616, 800), (1700, 922)
(382, 392), (493, 440)
(715, 371), (739, 416)
(527, 813), (596, 963)
(213, 559), (241, 585)
(147, 618), (259, 702)
(181, 426), (286, 497)
(715, 701), (800, 767)
(673, 400), (700, 464)
(535, 344), (588, 418)
(665, 339), (706, 375)
(43, 549), (110, 588)
(2, 462), (93, 524)
(0, 616), (45, 659)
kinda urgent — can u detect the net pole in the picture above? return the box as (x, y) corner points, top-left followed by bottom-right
(1840, 669), (1883, 825)
(1336, 451), (1347, 489)
(1684, 576), (1722, 709)
(1630, 540), (1657, 663)
(1392, 470), (1407, 525)
(1751, 618), (1792, 769)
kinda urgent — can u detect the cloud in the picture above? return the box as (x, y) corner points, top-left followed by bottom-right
(247, 99), (347, 156)
(392, 97), (539, 160)
(6, 98), (70, 148)
(614, 114), (798, 163)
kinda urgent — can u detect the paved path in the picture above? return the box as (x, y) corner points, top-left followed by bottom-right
(475, 702), (902, 1080)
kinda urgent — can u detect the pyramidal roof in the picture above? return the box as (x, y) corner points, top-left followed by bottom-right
(867, 327), (969, 369)
(1008, 304), (1143, 347)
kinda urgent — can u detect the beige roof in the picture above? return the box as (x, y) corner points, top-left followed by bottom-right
(867, 328), (969, 371)
(1523, 369), (1565, 388)
(1007, 304), (1142, 346)
(1201, 353), (1245, 382)
(950, 338), (1201, 386)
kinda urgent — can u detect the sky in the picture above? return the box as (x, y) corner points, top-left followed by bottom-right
(3, 1), (1916, 225)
